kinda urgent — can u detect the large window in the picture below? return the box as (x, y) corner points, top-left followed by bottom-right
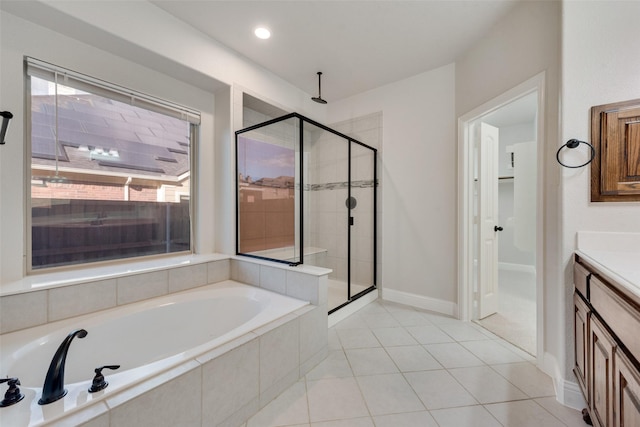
(27, 58), (200, 270)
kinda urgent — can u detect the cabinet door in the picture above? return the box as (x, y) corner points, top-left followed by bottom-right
(575, 293), (590, 402)
(614, 350), (640, 427)
(591, 315), (616, 427)
(591, 99), (640, 202)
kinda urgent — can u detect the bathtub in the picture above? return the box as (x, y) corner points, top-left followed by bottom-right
(0, 280), (311, 426)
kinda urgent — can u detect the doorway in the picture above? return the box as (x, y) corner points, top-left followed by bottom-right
(458, 73), (545, 360)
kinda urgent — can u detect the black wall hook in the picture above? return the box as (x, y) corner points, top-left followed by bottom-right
(556, 139), (595, 168)
(0, 111), (13, 145)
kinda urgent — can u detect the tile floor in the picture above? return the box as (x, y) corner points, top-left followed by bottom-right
(477, 268), (537, 355)
(243, 299), (585, 427)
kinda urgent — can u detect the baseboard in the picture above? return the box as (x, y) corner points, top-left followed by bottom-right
(382, 288), (457, 317)
(555, 377), (587, 410)
(540, 351), (586, 410)
(498, 262), (536, 274)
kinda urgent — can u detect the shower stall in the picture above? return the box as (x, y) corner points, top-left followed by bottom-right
(236, 113), (377, 313)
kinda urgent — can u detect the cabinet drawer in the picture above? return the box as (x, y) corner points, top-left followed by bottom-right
(574, 262), (590, 299)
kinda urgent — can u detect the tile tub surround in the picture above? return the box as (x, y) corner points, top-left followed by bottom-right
(0, 254), (232, 334)
(230, 257), (330, 307)
(0, 258), (330, 427)
(1, 255), (331, 334)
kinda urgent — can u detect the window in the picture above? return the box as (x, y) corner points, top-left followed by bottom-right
(27, 58), (200, 270)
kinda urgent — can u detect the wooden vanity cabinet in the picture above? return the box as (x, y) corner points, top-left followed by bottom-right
(589, 315), (615, 427)
(573, 255), (640, 427)
(574, 292), (590, 402)
(615, 350), (640, 427)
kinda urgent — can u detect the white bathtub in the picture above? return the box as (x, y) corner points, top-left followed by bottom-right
(0, 280), (309, 426)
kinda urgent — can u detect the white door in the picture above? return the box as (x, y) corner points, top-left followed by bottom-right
(478, 122), (500, 319)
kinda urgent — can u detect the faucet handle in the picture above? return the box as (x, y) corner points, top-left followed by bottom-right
(88, 365), (120, 393)
(0, 377), (25, 407)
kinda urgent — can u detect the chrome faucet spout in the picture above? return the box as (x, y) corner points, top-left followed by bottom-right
(38, 328), (88, 405)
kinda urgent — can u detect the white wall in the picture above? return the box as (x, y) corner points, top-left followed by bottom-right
(0, 4), (315, 285)
(0, 11), (219, 284)
(561, 0), (640, 380)
(328, 64), (457, 311)
(454, 0), (565, 385)
(0, 1), (325, 120)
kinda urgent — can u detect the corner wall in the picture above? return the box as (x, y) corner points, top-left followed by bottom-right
(454, 0), (563, 386)
(0, 11), (217, 284)
(561, 0), (640, 386)
(327, 64), (457, 314)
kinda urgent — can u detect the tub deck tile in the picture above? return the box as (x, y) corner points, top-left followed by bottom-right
(105, 360), (201, 409)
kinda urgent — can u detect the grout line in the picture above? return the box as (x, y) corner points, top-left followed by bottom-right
(253, 299), (580, 427)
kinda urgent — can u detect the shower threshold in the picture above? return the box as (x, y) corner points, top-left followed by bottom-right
(328, 279), (376, 313)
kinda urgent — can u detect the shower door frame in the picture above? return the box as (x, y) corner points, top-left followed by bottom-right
(235, 112), (377, 312)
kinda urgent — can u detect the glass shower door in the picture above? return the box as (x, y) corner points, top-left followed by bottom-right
(349, 142), (376, 298)
(304, 121), (350, 311)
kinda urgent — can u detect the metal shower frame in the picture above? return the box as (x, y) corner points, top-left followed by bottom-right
(235, 112), (378, 312)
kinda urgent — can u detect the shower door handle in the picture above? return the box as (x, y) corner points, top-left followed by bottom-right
(349, 217), (354, 226)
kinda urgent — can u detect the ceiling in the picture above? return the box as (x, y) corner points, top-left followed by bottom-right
(151, 1), (523, 102)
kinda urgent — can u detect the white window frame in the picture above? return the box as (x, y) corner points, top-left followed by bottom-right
(26, 57), (200, 272)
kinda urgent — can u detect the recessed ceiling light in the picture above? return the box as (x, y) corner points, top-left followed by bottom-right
(254, 27), (271, 40)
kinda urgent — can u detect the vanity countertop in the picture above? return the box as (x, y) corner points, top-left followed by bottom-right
(576, 231), (640, 302)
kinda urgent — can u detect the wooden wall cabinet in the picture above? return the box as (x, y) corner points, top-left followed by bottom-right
(591, 99), (640, 202)
(573, 255), (640, 426)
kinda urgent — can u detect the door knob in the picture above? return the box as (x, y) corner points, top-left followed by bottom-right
(494, 226), (503, 232)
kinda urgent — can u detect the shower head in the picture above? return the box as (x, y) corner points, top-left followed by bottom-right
(311, 72), (327, 104)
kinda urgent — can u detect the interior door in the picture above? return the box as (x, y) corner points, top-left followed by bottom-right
(478, 122), (500, 319)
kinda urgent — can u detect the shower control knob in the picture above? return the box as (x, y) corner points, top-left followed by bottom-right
(0, 377), (25, 407)
(494, 226), (504, 232)
(89, 365), (120, 393)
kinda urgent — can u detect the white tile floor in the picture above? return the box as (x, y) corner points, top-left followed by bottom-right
(242, 300), (585, 427)
(477, 268), (537, 355)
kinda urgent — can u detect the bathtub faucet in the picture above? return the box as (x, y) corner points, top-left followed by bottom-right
(38, 328), (88, 405)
